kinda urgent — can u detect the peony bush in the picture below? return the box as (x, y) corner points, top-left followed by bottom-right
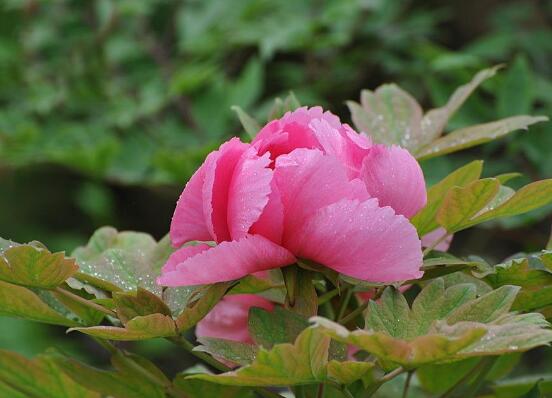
(1, 67), (552, 398)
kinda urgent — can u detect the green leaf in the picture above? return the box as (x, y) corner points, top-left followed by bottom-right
(188, 327), (331, 386)
(411, 160), (483, 236)
(436, 178), (501, 233)
(195, 338), (258, 366)
(0, 280), (77, 326)
(466, 179), (552, 227)
(71, 227), (170, 295)
(114, 287), (171, 325)
(248, 306), (309, 349)
(176, 282), (233, 331)
(422, 66), (501, 140)
(0, 244), (78, 288)
(493, 375), (552, 398)
(52, 287), (105, 326)
(49, 351), (166, 398)
(326, 360), (377, 387)
(231, 106), (260, 139)
(415, 115), (548, 160)
(312, 279), (552, 368)
(69, 313), (177, 341)
(347, 84), (423, 151)
(478, 254), (552, 312)
(230, 272), (285, 296)
(498, 56), (534, 118)
(0, 350), (100, 398)
(417, 358), (479, 394)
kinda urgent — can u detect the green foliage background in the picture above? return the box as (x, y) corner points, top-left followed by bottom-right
(0, 0), (551, 385)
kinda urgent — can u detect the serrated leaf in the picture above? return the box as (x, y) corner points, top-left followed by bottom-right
(412, 160), (483, 235)
(436, 178), (501, 233)
(0, 350), (100, 398)
(195, 338), (258, 366)
(347, 84), (423, 151)
(188, 327), (331, 386)
(422, 66), (501, 140)
(69, 313), (177, 341)
(479, 254), (552, 312)
(231, 106), (260, 139)
(248, 306), (309, 349)
(0, 244), (78, 289)
(312, 279), (552, 368)
(114, 287), (171, 325)
(0, 280), (77, 326)
(49, 351), (166, 398)
(71, 227), (169, 295)
(176, 282), (233, 331)
(415, 115), (548, 160)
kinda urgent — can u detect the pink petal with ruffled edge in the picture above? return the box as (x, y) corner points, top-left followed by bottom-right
(290, 198), (423, 282)
(360, 144), (427, 218)
(196, 294), (274, 343)
(202, 138), (249, 242)
(250, 180), (285, 244)
(273, 148), (369, 246)
(227, 148), (273, 240)
(421, 227), (453, 252)
(156, 234), (296, 287)
(170, 163), (212, 247)
(161, 243), (211, 274)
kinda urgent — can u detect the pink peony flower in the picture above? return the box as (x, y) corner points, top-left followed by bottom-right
(157, 107), (427, 287)
(195, 294), (273, 343)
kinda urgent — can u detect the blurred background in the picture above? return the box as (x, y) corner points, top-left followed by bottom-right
(0, 0), (551, 380)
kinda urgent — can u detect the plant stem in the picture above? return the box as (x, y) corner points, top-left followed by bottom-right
(402, 371), (413, 398)
(336, 288), (353, 322)
(381, 367), (405, 383)
(318, 288), (340, 305)
(54, 286), (117, 317)
(338, 302), (368, 324)
(168, 336), (284, 398)
(339, 385), (355, 398)
(317, 383), (325, 398)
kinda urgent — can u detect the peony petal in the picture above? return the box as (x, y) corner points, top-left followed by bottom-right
(421, 227), (453, 252)
(360, 144), (427, 218)
(273, 148), (369, 245)
(156, 234), (296, 287)
(170, 163), (212, 247)
(196, 294), (273, 343)
(250, 180), (285, 244)
(161, 243), (211, 274)
(290, 198), (423, 283)
(202, 138), (249, 242)
(227, 148), (273, 240)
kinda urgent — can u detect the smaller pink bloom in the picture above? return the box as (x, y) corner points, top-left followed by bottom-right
(195, 294), (274, 344)
(421, 227), (453, 252)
